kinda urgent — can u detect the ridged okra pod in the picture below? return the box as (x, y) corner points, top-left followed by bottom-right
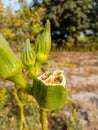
(0, 34), (26, 88)
(33, 70), (66, 109)
(22, 39), (35, 69)
(35, 20), (51, 64)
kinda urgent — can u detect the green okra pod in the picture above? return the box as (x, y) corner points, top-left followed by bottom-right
(22, 39), (35, 69)
(0, 34), (26, 88)
(35, 20), (51, 64)
(33, 70), (66, 109)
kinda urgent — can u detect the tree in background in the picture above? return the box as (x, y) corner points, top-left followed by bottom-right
(89, 0), (98, 36)
(1, 0), (97, 49)
(33, 0), (98, 46)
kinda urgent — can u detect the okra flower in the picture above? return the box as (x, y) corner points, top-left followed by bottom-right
(33, 70), (66, 109)
(0, 34), (26, 88)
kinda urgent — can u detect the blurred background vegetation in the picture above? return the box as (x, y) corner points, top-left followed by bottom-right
(0, 0), (98, 51)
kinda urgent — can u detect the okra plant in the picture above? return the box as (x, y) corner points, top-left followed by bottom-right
(0, 20), (67, 130)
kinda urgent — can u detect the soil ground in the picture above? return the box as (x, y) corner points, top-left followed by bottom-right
(46, 51), (98, 130)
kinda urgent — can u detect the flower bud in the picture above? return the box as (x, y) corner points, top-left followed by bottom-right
(35, 20), (51, 64)
(33, 70), (66, 109)
(22, 39), (35, 69)
(0, 34), (26, 88)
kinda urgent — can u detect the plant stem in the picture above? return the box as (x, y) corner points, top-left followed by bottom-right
(40, 108), (48, 130)
(30, 63), (40, 78)
(13, 88), (28, 130)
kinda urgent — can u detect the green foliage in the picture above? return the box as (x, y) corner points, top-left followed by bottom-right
(0, 0), (98, 50)
(0, 2), (44, 49)
(89, 0), (98, 34)
(34, 0), (98, 47)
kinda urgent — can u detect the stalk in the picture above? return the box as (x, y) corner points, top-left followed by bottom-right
(40, 108), (48, 130)
(13, 87), (28, 130)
